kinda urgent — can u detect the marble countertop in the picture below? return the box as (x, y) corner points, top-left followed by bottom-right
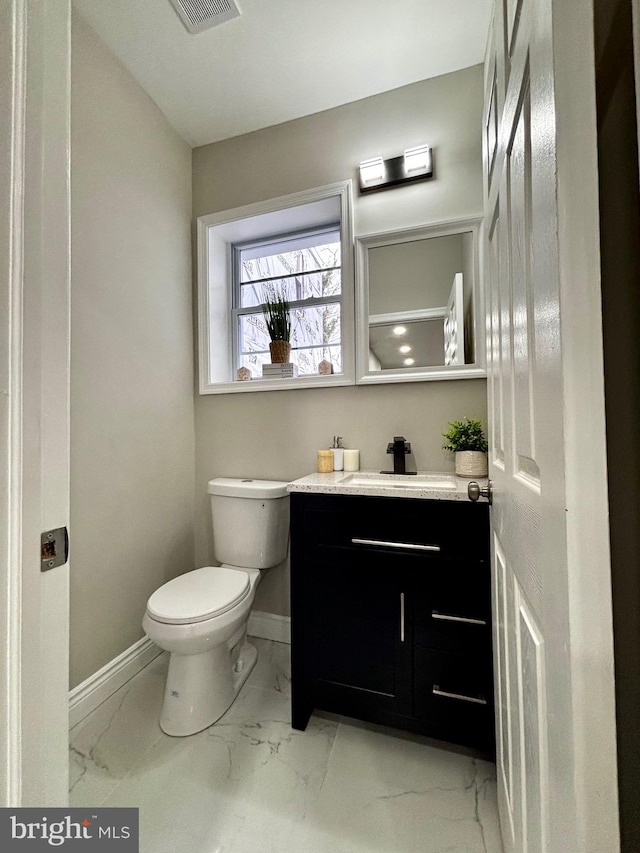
(287, 470), (489, 502)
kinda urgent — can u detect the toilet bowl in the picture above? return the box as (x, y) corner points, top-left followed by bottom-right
(143, 565), (260, 736)
(143, 478), (289, 737)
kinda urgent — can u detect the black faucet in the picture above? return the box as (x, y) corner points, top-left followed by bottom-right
(381, 436), (416, 475)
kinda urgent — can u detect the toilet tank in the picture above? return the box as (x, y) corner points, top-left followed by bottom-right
(207, 478), (290, 569)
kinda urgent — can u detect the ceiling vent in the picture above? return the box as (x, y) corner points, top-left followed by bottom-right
(168, 0), (241, 34)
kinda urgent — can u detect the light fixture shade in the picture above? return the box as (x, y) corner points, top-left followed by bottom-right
(359, 157), (385, 185)
(404, 144), (431, 174)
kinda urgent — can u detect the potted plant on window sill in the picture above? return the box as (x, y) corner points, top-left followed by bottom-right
(263, 291), (292, 363)
(442, 417), (488, 477)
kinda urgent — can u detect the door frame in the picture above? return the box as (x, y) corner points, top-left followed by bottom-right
(551, 1), (620, 845)
(1, 0), (71, 806)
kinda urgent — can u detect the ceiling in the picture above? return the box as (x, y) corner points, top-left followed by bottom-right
(72, 0), (493, 148)
(370, 320), (446, 370)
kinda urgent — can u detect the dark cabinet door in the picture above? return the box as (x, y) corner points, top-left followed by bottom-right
(305, 544), (412, 719)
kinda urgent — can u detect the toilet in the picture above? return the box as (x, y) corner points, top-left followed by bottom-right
(143, 477), (290, 736)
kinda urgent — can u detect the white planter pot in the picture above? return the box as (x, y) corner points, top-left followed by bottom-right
(455, 450), (488, 478)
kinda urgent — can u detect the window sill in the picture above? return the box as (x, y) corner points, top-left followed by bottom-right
(198, 372), (354, 395)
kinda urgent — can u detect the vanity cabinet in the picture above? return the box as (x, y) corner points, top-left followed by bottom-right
(290, 491), (494, 754)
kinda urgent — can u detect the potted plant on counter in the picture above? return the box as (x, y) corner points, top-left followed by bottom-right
(263, 289), (292, 363)
(442, 417), (488, 477)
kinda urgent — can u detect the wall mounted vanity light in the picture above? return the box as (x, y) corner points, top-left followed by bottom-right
(358, 145), (433, 194)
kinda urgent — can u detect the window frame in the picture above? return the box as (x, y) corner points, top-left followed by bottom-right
(197, 181), (355, 395)
(231, 224), (344, 378)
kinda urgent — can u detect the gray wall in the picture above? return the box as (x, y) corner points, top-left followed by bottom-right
(193, 65), (487, 617)
(368, 234), (464, 314)
(70, 12), (195, 688)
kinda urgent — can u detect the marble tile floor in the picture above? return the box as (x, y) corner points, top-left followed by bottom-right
(69, 638), (504, 853)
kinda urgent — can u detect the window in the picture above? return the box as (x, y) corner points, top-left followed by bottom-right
(197, 181), (354, 394)
(233, 227), (343, 378)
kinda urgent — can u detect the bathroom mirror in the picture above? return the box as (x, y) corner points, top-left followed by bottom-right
(355, 217), (485, 384)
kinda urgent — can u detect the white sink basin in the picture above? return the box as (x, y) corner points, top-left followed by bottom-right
(340, 472), (457, 490)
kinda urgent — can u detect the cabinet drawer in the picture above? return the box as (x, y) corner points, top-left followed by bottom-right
(413, 559), (491, 652)
(296, 493), (489, 561)
(413, 648), (494, 749)
(415, 608), (490, 655)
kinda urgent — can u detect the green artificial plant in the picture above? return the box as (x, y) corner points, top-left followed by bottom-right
(262, 289), (291, 342)
(442, 417), (488, 453)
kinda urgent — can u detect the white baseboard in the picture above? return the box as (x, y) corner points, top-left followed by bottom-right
(69, 636), (162, 729)
(248, 610), (291, 645)
(69, 612), (289, 729)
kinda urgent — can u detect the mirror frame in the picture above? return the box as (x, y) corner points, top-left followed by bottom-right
(355, 216), (486, 385)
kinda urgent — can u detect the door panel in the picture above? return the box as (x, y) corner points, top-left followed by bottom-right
(493, 539), (515, 850)
(495, 535), (526, 852)
(519, 598), (546, 853)
(484, 0), (618, 848)
(507, 74), (540, 484)
(487, 205), (506, 471)
(486, 62), (500, 190)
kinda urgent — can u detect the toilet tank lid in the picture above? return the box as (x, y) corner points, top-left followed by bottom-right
(207, 478), (289, 499)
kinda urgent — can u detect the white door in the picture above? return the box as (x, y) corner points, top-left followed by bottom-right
(484, 0), (619, 850)
(444, 272), (464, 365)
(0, 0), (71, 806)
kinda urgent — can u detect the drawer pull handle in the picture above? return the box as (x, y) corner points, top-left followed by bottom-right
(351, 538), (441, 552)
(431, 611), (487, 626)
(432, 686), (488, 705)
(400, 592), (405, 642)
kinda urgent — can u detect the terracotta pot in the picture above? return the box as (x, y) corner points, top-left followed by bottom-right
(269, 340), (291, 363)
(455, 450), (488, 478)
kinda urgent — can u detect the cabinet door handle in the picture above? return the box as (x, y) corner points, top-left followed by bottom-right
(400, 592), (405, 642)
(432, 686), (488, 705)
(431, 611), (487, 626)
(351, 538), (441, 552)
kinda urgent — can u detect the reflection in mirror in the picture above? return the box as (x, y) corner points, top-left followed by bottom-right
(368, 319), (446, 369)
(368, 232), (473, 368)
(355, 218), (485, 384)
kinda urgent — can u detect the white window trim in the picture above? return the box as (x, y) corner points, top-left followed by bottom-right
(197, 181), (355, 394)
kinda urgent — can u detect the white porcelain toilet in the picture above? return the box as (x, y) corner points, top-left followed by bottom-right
(143, 477), (290, 736)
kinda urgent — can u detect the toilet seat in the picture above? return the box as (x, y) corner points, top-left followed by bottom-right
(146, 566), (250, 625)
